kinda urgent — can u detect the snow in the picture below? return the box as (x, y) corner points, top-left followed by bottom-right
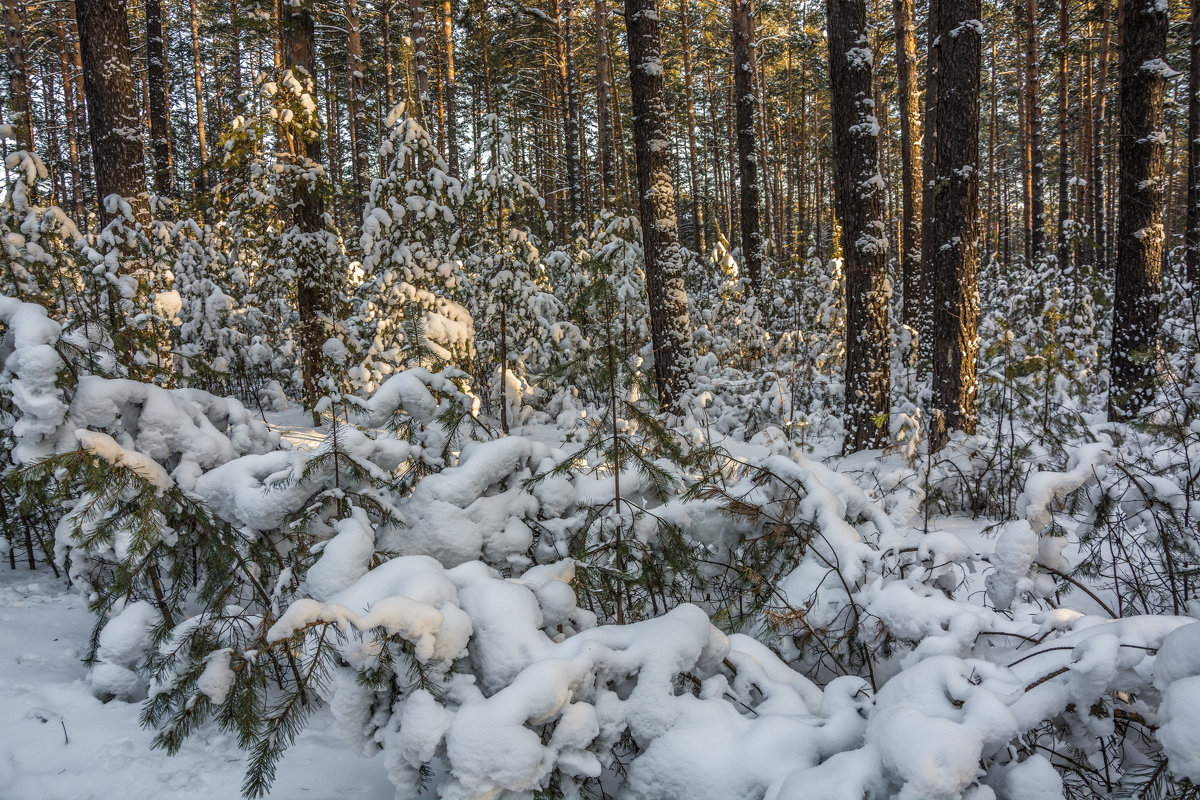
(77, 429), (175, 492)
(0, 571), (393, 799)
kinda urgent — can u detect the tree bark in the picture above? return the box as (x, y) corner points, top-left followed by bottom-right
(595, 0), (615, 206)
(929, 0), (981, 450)
(829, 0), (890, 452)
(894, 0), (922, 330)
(75, 0), (150, 225)
(1094, 0), (1112, 270)
(681, 0), (704, 252)
(146, 0), (172, 197)
(732, 0), (764, 295)
(1056, 0), (1070, 270)
(1025, 0), (1045, 260)
(1109, 0), (1168, 420)
(409, 0), (431, 123)
(281, 1), (329, 407)
(624, 0), (694, 407)
(55, 3), (86, 220)
(918, 0), (939, 363)
(346, 0), (370, 219)
(441, 0), (459, 175)
(559, 0), (582, 221)
(189, 0), (208, 193)
(3, 0), (34, 152)
(1187, 0), (1200, 286)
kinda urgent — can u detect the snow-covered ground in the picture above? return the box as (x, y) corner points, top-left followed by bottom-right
(0, 568), (392, 800)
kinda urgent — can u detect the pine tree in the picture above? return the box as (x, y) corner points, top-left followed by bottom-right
(929, 0), (982, 450)
(623, 0), (694, 409)
(828, 0), (890, 452)
(1109, 0), (1170, 420)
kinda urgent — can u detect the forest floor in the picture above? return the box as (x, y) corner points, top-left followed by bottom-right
(0, 406), (394, 799)
(0, 565), (394, 799)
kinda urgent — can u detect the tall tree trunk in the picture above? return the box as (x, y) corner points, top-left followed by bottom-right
(282, 0), (329, 408)
(3, 0), (34, 151)
(346, 0), (370, 219)
(383, 0), (395, 109)
(230, 0), (242, 106)
(894, 0), (922, 330)
(441, 0), (459, 175)
(146, 0), (172, 197)
(681, 0), (704, 252)
(732, 0), (764, 295)
(189, 0), (209, 194)
(829, 0), (890, 452)
(595, 0), (615, 206)
(1026, 0), (1045, 260)
(560, 0), (582, 221)
(409, 0), (431, 123)
(929, 0), (981, 450)
(1187, 0), (1200, 287)
(69, 0), (96, 215)
(1056, 0), (1070, 270)
(918, 0), (939, 362)
(988, 30), (998, 257)
(1109, 0), (1168, 419)
(1082, 25), (1096, 269)
(75, 0), (150, 224)
(1094, 0), (1112, 270)
(624, 0), (694, 407)
(55, 3), (86, 220)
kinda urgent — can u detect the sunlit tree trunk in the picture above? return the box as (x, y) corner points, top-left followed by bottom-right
(929, 0), (981, 450)
(189, 0), (208, 193)
(1109, 0), (1169, 419)
(732, 0), (764, 295)
(624, 0), (694, 407)
(3, 0), (34, 152)
(829, 0), (890, 452)
(893, 0), (921, 330)
(1187, 0), (1200, 287)
(75, 0), (150, 224)
(146, 0), (172, 197)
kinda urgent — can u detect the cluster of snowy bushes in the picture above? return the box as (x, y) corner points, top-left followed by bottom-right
(4, 287), (1200, 800)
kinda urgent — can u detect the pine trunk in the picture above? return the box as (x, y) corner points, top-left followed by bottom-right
(409, 0), (431, 123)
(55, 3), (86, 220)
(893, 0), (922, 330)
(829, 0), (890, 452)
(441, 0), (459, 175)
(189, 0), (208, 193)
(1109, 0), (1168, 419)
(1026, 0), (1044, 260)
(1094, 0), (1111, 270)
(732, 0), (763, 295)
(918, 0), (939, 363)
(560, 0), (582, 221)
(346, 0), (370, 218)
(681, 0), (704, 252)
(929, 0), (981, 450)
(3, 0), (34, 151)
(595, 0), (615, 206)
(1187, 0), (1200, 286)
(75, 0), (150, 224)
(624, 0), (694, 407)
(146, 0), (172, 197)
(1056, 0), (1070, 269)
(282, 1), (329, 407)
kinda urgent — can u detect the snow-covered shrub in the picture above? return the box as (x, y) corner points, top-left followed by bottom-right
(462, 113), (560, 429)
(215, 68), (352, 402)
(356, 103), (473, 391)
